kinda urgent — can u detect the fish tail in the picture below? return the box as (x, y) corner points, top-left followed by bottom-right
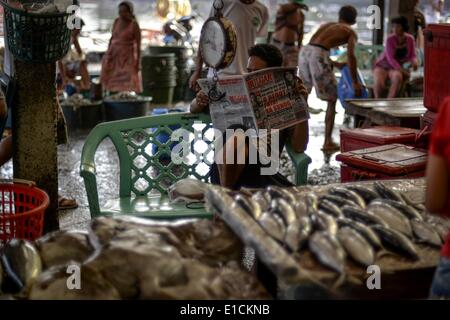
(331, 273), (346, 290)
(376, 249), (398, 260)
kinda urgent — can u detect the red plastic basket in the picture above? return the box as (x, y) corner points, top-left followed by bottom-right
(0, 181), (49, 244)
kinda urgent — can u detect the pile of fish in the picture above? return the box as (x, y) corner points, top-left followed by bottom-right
(104, 92), (150, 102)
(60, 94), (94, 108)
(0, 217), (268, 300)
(211, 182), (449, 282)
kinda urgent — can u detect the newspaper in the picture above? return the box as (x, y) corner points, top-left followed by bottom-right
(197, 67), (309, 133)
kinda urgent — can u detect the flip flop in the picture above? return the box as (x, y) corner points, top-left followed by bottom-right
(58, 196), (78, 210)
(308, 107), (323, 115)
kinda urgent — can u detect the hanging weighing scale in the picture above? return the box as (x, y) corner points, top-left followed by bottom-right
(199, 0), (237, 101)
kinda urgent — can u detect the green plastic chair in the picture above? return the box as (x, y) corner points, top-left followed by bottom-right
(80, 112), (311, 219)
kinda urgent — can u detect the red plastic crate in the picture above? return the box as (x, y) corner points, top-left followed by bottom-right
(340, 164), (426, 183)
(340, 126), (429, 153)
(336, 144), (428, 183)
(424, 24), (450, 113)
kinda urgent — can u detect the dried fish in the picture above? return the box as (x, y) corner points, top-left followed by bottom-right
(251, 191), (270, 212)
(234, 194), (263, 220)
(319, 195), (359, 209)
(35, 230), (94, 269)
(267, 186), (297, 204)
(270, 198), (297, 226)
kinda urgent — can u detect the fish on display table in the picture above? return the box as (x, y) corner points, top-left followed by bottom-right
(309, 232), (347, 276)
(310, 210), (338, 235)
(367, 202), (413, 238)
(318, 200), (344, 218)
(342, 206), (388, 227)
(234, 194), (263, 220)
(0, 239), (42, 295)
(371, 225), (420, 261)
(345, 185), (379, 205)
(371, 199), (423, 221)
(329, 187), (366, 208)
(337, 217), (383, 250)
(337, 227), (375, 267)
(374, 182), (405, 204)
(410, 219), (443, 248)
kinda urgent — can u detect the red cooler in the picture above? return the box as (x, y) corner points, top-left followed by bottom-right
(340, 126), (429, 153)
(424, 24), (450, 113)
(336, 144), (428, 183)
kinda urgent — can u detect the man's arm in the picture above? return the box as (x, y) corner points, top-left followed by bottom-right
(189, 53), (204, 90)
(426, 154), (449, 214)
(347, 31), (363, 97)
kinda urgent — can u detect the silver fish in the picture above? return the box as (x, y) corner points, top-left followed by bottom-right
(373, 182), (405, 204)
(329, 187), (366, 208)
(271, 198), (297, 226)
(234, 194), (263, 220)
(293, 200), (309, 219)
(371, 199), (423, 221)
(258, 212), (286, 242)
(1, 239), (42, 294)
(318, 200), (344, 218)
(298, 216), (313, 250)
(411, 219), (443, 248)
(309, 232), (346, 274)
(342, 206), (388, 227)
(251, 191), (270, 212)
(337, 217), (383, 250)
(267, 186), (297, 204)
(337, 227), (375, 267)
(320, 195), (359, 209)
(305, 193), (319, 211)
(345, 185), (379, 204)
(310, 210), (338, 235)
(372, 225), (420, 261)
(285, 220), (302, 253)
(367, 202), (413, 238)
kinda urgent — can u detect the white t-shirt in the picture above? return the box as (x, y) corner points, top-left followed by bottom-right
(207, 0), (269, 77)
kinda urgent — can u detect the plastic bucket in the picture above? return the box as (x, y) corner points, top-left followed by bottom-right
(103, 100), (150, 121)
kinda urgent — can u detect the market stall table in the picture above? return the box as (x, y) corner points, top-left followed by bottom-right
(345, 98), (426, 129)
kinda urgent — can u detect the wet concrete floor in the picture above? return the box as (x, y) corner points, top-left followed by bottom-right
(0, 91), (347, 230)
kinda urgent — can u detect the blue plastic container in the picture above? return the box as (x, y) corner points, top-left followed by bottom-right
(338, 65), (369, 109)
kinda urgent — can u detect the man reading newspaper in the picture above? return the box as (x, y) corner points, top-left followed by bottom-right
(190, 44), (309, 190)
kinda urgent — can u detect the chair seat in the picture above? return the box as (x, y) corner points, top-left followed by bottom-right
(100, 194), (213, 220)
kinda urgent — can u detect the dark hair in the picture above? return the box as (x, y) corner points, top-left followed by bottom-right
(391, 16), (409, 32)
(119, 1), (136, 19)
(339, 5), (357, 25)
(248, 44), (283, 68)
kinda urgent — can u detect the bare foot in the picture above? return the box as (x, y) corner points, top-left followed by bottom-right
(322, 141), (340, 152)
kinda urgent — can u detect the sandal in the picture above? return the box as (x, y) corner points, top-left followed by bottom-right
(58, 196), (78, 210)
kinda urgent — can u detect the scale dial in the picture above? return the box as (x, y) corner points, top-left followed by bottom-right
(199, 17), (237, 70)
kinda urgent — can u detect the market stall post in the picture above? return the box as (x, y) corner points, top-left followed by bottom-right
(12, 61), (59, 233)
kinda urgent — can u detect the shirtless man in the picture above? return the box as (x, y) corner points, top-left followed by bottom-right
(271, 0), (308, 67)
(299, 5), (363, 152)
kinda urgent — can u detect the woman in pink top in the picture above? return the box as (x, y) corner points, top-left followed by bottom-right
(373, 16), (418, 98)
(101, 1), (142, 93)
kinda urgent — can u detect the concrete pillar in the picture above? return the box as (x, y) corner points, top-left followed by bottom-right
(12, 61), (59, 233)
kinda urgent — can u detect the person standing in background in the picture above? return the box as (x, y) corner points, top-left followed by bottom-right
(424, 0), (446, 24)
(271, 0), (308, 67)
(426, 97), (450, 299)
(414, 0), (427, 65)
(101, 1), (142, 93)
(189, 0), (269, 89)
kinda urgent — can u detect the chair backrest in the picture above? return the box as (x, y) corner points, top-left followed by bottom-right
(82, 112), (215, 197)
